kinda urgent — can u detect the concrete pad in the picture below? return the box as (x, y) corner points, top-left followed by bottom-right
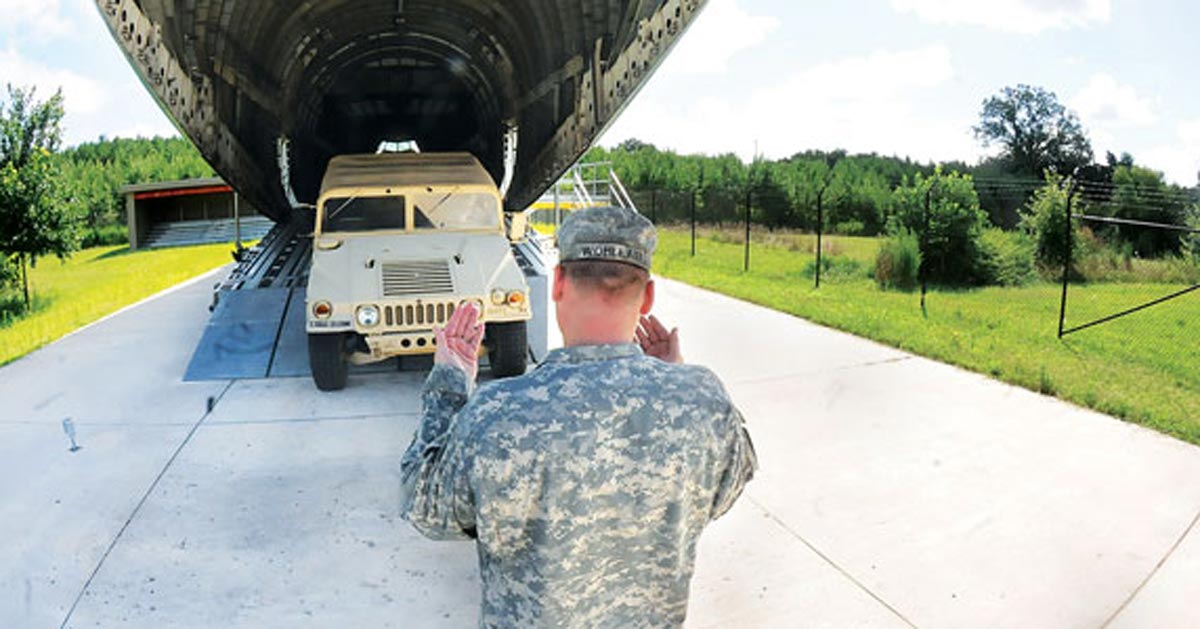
(654, 278), (1200, 628)
(0, 272), (230, 425)
(0, 422), (197, 627)
(652, 278), (908, 386)
(207, 373), (425, 424)
(1107, 513), (1200, 629)
(687, 497), (909, 628)
(64, 416), (480, 628)
(6, 269), (1200, 628)
(0, 272), (224, 629)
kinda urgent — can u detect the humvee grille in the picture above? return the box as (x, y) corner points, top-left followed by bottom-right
(381, 260), (454, 297)
(384, 302), (457, 328)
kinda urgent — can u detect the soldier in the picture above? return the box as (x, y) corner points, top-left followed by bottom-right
(399, 205), (757, 628)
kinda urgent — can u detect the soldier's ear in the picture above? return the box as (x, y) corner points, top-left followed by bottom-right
(552, 265), (565, 302)
(639, 278), (655, 315)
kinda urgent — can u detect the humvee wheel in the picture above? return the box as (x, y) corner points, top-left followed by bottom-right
(308, 332), (350, 391)
(487, 321), (528, 378)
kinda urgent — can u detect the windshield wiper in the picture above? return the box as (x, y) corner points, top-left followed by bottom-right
(327, 196), (357, 221)
(424, 186), (461, 217)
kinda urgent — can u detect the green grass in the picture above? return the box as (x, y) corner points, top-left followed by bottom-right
(654, 228), (1200, 445)
(0, 243), (239, 366)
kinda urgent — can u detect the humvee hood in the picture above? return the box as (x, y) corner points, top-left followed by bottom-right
(307, 232), (525, 304)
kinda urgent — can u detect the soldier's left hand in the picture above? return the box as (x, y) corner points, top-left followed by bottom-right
(637, 315), (683, 364)
(435, 302), (485, 382)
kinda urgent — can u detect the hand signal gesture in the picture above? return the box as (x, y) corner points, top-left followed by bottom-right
(636, 315), (682, 364)
(434, 302), (485, 382)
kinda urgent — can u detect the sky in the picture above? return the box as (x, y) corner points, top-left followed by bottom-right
(1, 0), (1198, 185)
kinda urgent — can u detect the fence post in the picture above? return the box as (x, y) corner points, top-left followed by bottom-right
(815, 186), (825, 288)
(1057, 180), (1078, 338)
(920, 182), (934, 315)
(690, 189), (697, 257)
(744, 187), (752, 272)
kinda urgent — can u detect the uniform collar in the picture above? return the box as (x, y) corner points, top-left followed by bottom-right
(541, 343), (644, 365)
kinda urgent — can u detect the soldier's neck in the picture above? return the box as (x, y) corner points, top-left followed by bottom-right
(558, 305), (639, 348)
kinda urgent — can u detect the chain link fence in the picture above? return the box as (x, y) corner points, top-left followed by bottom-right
(530, 175), (1198, 352)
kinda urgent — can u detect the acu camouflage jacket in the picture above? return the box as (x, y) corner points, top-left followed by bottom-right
(399, 343), (757, 628)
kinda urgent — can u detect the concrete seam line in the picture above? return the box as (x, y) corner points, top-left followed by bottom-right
(58, 379), (236, 629)
(1099, 505), (1200, 628)
(746, 496), (920, 628)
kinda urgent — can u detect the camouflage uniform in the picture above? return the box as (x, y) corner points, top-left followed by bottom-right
(399, 347), (756, 627)
(399, 205), (756, 627)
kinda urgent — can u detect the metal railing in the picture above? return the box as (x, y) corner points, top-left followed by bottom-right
(530, 161), (640, 226)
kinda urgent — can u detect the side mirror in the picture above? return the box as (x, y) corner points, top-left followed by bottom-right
(315, 236), (343, 251)
(506, 211), (529, 243)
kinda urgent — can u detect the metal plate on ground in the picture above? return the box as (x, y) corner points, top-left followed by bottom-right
(184, 288), (292, 381)
(265, 287), (311, 378)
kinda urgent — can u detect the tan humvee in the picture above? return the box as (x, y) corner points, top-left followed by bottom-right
(305, 152), (531, 391)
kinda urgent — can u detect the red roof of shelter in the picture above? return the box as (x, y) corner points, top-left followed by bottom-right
(122, 178), (232, 201)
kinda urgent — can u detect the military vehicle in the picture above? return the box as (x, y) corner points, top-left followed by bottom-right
(305, 152), (532, 391)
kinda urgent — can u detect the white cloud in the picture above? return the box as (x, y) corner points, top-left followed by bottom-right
(891, 0), (1111, 34)
(661, 0), (780, 75)
(0, 0), (75, 39)
(0, 47), (108, 115)
(1071, 73), (1156, 128)
(0, 48), (177, 145)
(1179, 118), (1200, 146)
(604, 45), (979, 165)
(1140, 118), (1200, 186)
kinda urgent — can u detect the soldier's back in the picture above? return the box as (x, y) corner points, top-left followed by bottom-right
(460, 344), (751, 628)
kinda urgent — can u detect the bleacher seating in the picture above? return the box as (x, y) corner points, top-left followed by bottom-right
(143, 217), (275, 248)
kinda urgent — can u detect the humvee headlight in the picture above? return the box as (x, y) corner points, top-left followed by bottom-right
(313, 301), (333, 319)
(356, 305), (381, 327)
(507, 291), (526, 306)
(490, 289), (507, 306)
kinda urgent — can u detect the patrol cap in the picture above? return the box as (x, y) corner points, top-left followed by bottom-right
(556, 205), (657, 271)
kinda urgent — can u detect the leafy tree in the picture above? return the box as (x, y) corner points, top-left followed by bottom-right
(888, 169), (991, 285)
(1104, 164), (1188, 257)
(0, 85), (80, 309)
(750, 161), (790, 230)
(970, 156), (1040, 229)
(1182, 204), (1200, 263)
(1019, 174), (1074, 268)
(973, 84), (1093, 178)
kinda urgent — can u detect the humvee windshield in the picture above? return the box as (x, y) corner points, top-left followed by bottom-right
(323, 197), (406, 232)
(320, 192), (498, 233)
(411, 191), (499, 230)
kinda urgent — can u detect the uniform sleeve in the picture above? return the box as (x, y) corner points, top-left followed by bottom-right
(398, 364), (479, 540)
(710, 402), (758, 521)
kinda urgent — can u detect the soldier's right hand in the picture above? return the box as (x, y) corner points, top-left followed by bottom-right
(435, 302), (485, 382)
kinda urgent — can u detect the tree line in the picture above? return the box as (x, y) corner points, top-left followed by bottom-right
(3, 82), (1198, 312)
(585, 84), (1198, 286)
(62, 135), (215, 245)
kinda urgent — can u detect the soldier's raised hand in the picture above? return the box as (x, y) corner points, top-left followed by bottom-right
(435, 302), (485, 382)
(637, 315), (683, 364)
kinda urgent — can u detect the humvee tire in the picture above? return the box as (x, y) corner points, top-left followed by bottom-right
(487, 321), (528, 378)
(309, 332), (350, 391)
